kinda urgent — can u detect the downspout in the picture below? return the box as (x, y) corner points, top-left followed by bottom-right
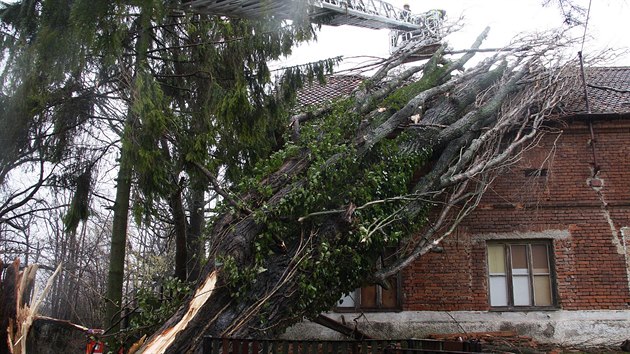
(577, 51), (599, 176)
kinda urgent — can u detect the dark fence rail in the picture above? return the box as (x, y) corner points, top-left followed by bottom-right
(202, 337), (482, 354)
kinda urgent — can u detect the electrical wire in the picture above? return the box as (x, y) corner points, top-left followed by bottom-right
(580, 0), (593, 53)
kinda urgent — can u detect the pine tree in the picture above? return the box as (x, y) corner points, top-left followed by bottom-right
(1, 0), (334, 333)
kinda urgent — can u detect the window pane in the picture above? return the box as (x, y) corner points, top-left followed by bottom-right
(513, 275), (532, 306)
(532, 244), (550, 274)
(361, 285), (377, 308)
(488, 244), (506, 274)
(487, 241), (555, 308)
(534, 275), (552, 306)
(338, 290), (357, 307)
(489, 276), (508, 306)
(381, 277), (398, 308)
(511, 245), (528, 270)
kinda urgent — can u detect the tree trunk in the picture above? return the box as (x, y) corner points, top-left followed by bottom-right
(1, 259), (59, 354)
(170, 188), (188, 282)
(1, 259), (18, 354)
(187, 186), (205, 282)
(104, 125), (134, 330)
(104, 5), (152, 331)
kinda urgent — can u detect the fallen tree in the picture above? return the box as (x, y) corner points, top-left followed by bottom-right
(137, 29), (580, 353)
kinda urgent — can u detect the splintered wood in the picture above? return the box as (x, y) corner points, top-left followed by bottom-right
(1, 259), (47, 354)
(142, 271), (218, 353)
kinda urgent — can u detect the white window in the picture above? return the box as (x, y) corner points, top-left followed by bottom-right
(487, 242), (554, 308)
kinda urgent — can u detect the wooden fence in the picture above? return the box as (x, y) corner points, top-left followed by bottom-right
(202, 337), (482, 354)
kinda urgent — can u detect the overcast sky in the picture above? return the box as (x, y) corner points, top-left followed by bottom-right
(278, 0), (630, 72)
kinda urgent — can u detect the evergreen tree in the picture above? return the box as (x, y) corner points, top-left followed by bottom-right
(1, 0), (334, 333)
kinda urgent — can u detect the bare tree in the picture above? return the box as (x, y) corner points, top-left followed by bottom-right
(542, 0), (588, 25)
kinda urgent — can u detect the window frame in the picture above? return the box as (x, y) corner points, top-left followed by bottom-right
(486, 240), (558, 311)
(335, 273), (402, 312)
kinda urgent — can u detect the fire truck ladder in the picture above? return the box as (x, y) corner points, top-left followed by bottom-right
(183, 0), (445, 55)
(184, 0), (430, 31)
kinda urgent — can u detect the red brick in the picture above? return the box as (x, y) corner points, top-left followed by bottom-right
(402, 120), (630, 311)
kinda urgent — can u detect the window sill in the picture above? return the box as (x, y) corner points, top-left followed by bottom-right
(334, 307), (403, 313)
(489, 306), (560, 312)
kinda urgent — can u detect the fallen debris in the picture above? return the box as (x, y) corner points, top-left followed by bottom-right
(428, 331), (539, 353)
(428, 331), (630, 353)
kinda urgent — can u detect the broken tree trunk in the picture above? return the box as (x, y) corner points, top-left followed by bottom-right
(1, 259), (62, 354)
(1, 259), (34, 354)
(138, 30), (580, 353)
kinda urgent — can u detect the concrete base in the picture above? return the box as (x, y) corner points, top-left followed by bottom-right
(282, 310), (630, 347)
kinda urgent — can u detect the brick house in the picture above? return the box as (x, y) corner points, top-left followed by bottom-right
(285, 68), (630, 346)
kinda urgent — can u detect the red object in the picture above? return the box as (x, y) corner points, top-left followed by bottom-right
(86, 340), (104, 354)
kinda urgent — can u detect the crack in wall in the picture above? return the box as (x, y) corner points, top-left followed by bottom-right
(588, 175), (630, 293)
(622, 227), (630, 297)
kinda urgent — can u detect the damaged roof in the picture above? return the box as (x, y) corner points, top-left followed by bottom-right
(295, 68), (630, 116)
(547, 67), (630, 116)
(579, 67), (630, 114)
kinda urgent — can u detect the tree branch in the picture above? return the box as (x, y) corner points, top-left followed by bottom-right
(192, 162), (252, 214)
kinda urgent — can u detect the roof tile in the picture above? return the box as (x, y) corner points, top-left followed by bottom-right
(565, 67), (630, 114)
(296, 75), (364, 107)
(296, 68), (630, 116)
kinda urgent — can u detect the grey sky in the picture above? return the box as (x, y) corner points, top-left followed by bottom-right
(279, 0), (630, 71)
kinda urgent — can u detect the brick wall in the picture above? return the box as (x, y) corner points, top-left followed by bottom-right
(402, 117), (630, 311)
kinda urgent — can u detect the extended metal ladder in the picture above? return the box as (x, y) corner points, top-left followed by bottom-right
(183, 0), (445, 55)
(184, 0), (422, 31)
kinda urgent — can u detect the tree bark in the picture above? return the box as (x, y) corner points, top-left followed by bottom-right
(104, 122), (134, 331)
(104, 5), (153, 331)
(186, 186), (205, 282)
(170, 188), (188, 282)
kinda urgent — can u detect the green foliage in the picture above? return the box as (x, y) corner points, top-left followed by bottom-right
(382, 60), (451, 111)
(128, 69), (178, 223)
(0, 0), (336, 193)
(63, 168), (91, 233)
(0, 0), (119, 173)
(280, 134), (428, 316)
(221, 255), (268, 300)
(1, 0), (437, 336)
(227, 95), (431, 321)
(0, 78), (38, 171)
